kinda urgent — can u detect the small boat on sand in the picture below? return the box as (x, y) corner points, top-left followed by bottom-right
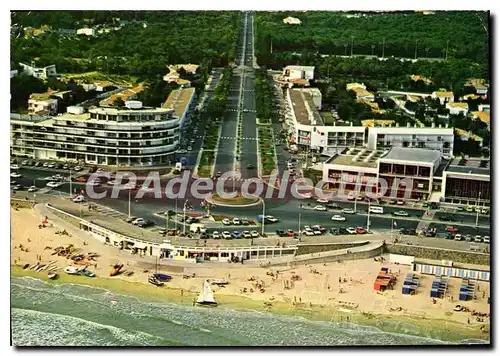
(48, 272), (58, 280)
(153, 273), (172, 281)
(23, 264), (29, 270)
(211, 279), (229, 286)
(109, 264), (124, 276)
(80, 268), (96, 277)
(64, 266), (80, 275)
(148, 275), (164, 287)
(196, 280), (218, 307)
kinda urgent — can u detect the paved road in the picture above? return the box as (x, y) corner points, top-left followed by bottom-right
(213, 13), (250, 177)
(238, 13), (259, 180)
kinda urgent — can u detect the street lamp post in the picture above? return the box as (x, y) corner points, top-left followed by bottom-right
(261, 198), (266, 236)
(174, 198), (178, 230)
(69, 169), (72, 196)
(475, 191), (481, 227)
(183, 200), (189, 235)
(366, 200), (371, 231)
(298, 212), (301, 235)
(128, 189), (131, 218)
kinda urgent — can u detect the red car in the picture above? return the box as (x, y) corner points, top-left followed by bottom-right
(285, 229), (297, 237)
(311, 225), (327, 233)
(445, 226), (458, 233)
(355, 227), (366, 234)
(75, 176), (88, 182)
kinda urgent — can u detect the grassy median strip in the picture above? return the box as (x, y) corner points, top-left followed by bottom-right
(258, 126), (277, 176)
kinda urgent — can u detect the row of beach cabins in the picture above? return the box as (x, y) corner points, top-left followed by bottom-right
(373, 268), (478, 301)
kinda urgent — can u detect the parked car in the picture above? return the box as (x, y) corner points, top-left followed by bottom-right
(316, 198), (329, 204)
(483, 236), (490, 244)
(242, 231), (252, 238)
(132, 218), (146, 225)
(329, 227), (340, 235)
(126, 216), (138, 223)
(313, 205), (327, 211)
(250, 231), (260, 238)
(341, 208), (355, 215)
(425, 228), (437, 237)
(312, 225), (327, 234)
(392, 210), (409, 217)
(73, 166), (83, 172)
(12, 184), (23, 191)
(466, 206), (474, 212)
(438, 215), (455, 222)
(46, 181), (63, 188)
(34, 162), (42, 167)
(326, 202), (339, 209)
(241, 218), (249, 225)
(445, 226), (458, 233)
(10, 172), (22, 178)
(10, 164), (20, 170)
(232, 231), (241, 239)
(474, 235), (483, 243)
(265, 216), (278, 223)
(232, 217), (241, 225)
(455, 206), (464, 212)
(454, 234), (463, 241)
(481, 208), (489, 214)
(331, 214), (346, 221)
(222, 231), (232, 239)
(137, 220), (154, 228)
(72, 195), (85, 203)
(339, 227), (349, 235)
(222, 218), (231, 225)
(276, 229), (286, 237)
(212, 231), (221, 239)
(285, 229), (296, 237)
(215, 171), (222, 178)
(75, 176), (88, 182)
(355, 227), (366, 234)
(303, 229), (315, 236)
(27, 186), (37, 192)
(346, 227), (357, 234)
(464, 234), (473, 242)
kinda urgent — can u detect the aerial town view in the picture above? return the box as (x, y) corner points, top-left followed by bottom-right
(10, 10), (491, 347)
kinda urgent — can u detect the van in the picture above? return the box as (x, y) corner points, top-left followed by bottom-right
(189, 223), (206, 234)
(369, 206), (384, 214)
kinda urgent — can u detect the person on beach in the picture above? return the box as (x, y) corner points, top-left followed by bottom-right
(181, 289), (184, 296)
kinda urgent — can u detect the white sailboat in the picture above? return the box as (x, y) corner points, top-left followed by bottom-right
(196, 280), (218, 307)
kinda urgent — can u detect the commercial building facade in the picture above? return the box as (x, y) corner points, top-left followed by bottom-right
(441, 158), (490, 205)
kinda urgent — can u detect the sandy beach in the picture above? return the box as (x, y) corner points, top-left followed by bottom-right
(11, 205), (490, 341)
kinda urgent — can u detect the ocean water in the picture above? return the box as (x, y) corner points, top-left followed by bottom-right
(11, 277), (487, 346)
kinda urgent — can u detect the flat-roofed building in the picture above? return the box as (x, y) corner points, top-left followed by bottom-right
(322, 148), (381, 195)
(19, 62), (57, 79)
(163, 87), (197, 130)
(367, 125), (454, 156)
(377, 147), (443, 200)
(286, 88), (365, 152)
(442, 158), (490, 205)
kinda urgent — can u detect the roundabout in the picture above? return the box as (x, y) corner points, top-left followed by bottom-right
(206, 193), (262, 208)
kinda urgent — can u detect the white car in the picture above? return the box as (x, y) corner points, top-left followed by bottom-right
(187, 146), (193, 151)
(232, 217), (241, 225)
(392, 210), (409, 217)
(222, 218), (231, 225)
(96, 168), (106, 173)
(303, 229), (315, 236)
(73, 166), (83, 172)
(250, 231), (259, 238)
(212, 231), (221, 239)
(107, 180), (116, 185)
(222, 231), (232, 239)
(316, 198), (329, 204)
(474, 235), (483, 243)
(46, 181), (63, 188)
(132, 218), (145, 225)
(342, 208), (355, 214)
(242, 231), (252, 238)
(346, 227), (357, 234)
(43, 162), (49, 167)
(266, 216), (278, 223)
(72, 195), (85, 203)
(27, 186), (37, 192)
(10, 164), (19, 170)
(47, 162), (55, 168)
(331, 215), (346, 221)
(481, 208), (489, 214)
(10, 172), (22, 178)
(483, 236), (490, 244)
(313, 205), (327, 211)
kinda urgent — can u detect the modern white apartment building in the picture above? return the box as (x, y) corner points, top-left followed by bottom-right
(366, 124), (454, 156)
(286, 88), (365, 152)
(11, 102), (182, 167)
(282, 65), (315, 81)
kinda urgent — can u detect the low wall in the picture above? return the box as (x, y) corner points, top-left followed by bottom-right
(385, 244), (490, 266)
(273, 243), (384, 267)
(296, 241), (369, 255)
